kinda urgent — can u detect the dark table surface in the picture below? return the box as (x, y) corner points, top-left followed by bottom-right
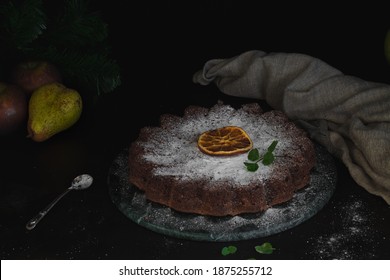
(1, 1), (390, 260)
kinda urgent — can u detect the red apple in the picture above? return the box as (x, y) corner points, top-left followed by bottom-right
(0, 82), (28, 134)
(12, 61), (62, 94)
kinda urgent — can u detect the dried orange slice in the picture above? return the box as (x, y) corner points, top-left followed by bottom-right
(197, 126), (253, 156)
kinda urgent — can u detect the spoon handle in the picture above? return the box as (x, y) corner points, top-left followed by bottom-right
(26, 187), (73, 230)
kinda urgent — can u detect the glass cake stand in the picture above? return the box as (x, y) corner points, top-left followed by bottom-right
(108, 144), (337, 242)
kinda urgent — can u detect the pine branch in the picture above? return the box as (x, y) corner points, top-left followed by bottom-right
(45, 0), (108, 48)
(0, 0), (46, 50)
(0, 0), (121, 95)
(26, 46), (121, 95)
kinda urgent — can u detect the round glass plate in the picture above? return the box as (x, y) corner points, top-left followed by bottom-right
(108, 144), (337, 242)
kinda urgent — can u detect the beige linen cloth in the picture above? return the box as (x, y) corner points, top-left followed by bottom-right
(193, 50), (390, 204)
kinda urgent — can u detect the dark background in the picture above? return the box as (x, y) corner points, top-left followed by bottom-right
(1, 1), (390, 259)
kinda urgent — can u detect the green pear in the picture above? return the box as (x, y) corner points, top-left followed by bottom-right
(27, 83), (82, 142)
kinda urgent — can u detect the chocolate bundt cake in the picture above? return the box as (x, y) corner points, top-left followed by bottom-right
(128, 102), (316, 216)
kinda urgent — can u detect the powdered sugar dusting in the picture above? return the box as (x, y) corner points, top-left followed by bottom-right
(306, 196), (379, 259)
(141, 103), (297, 185)
(109, 143), (337, 241)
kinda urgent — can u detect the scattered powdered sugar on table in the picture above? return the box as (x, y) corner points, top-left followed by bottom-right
(141, 103), (297, 185)
(306, 196), (379, 259)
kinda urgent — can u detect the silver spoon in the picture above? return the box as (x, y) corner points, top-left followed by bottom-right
(26, 174), (93, 230)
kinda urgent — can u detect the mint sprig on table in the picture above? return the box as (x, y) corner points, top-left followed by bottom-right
(221, 245), (237, 256)
(221, 243), (276, 257)
(244, 140), (278, 172)
(255, 242), (276, 254)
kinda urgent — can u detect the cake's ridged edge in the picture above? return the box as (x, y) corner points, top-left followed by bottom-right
(129, 103), (316, 216)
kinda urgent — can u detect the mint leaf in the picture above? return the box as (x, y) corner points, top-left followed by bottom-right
(247, 148), (260, 161)
(221, 247), (230, 256)
(244, 162), (259, 172)
(227, 245), (237, 254)
(262, 152), (275, 166)
(267, 140), (278, 153)
(255, 242), (275, 254)
(221, 245), (237, 256)
(244, 140), (278, 171)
